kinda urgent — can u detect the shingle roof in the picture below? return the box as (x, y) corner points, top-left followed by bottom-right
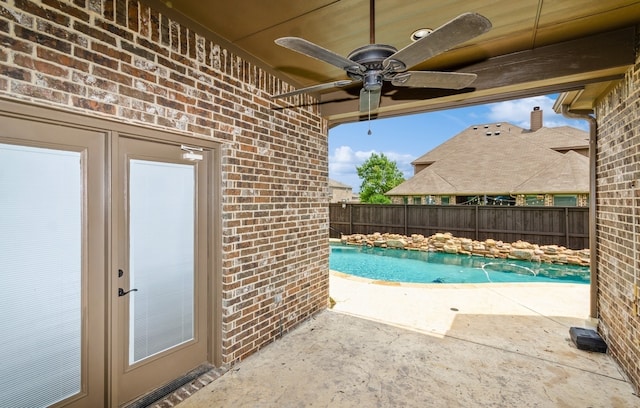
(386, 168), (456, 195)
(518, 126), (589, 151)
(388, 124), (589, 196)
(511, 150), (589, 194)
(329, 179), (352, 189)
(412, 123), (526, 165)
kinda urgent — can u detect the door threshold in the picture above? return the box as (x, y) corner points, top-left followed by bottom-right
(123, 364), (226, 408)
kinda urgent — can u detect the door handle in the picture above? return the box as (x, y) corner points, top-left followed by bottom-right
(118, 288), (138, 297)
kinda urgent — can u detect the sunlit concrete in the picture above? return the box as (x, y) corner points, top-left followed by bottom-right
(176, 273), (638, 407)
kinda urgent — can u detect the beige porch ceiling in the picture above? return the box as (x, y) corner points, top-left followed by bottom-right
(144, 0), (640, 125)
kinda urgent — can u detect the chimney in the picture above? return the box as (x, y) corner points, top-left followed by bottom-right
(530, 106), (543, 131)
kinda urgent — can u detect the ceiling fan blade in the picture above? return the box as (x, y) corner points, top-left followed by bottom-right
(391, 71), (477, 89)
(384, 12), (491, 71)
(272, 79), (358, 99)
(275, 37), (365, 74)
(359, 88), (381, 113)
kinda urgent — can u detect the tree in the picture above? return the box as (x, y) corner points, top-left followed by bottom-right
(356, 153), (405, 204)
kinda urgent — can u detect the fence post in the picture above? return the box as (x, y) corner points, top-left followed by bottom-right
(404, 204), (408, 236)
(475, 205), (479, 240)
(565, 207), (570, 247)
(348, 204), (353, 235)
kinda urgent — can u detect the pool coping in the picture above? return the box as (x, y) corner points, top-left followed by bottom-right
(328, 269), (589, 289)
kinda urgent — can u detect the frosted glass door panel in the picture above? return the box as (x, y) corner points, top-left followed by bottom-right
(129, 160), (195, 364)
(0, 144), (82, 406)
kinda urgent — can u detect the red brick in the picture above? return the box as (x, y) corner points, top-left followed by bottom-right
(11, 81), (68, 104)
(120, 62), (156, 83)
(41, 0), (90, 22)
(92, 65), (132, 86)
(15, 26), (71, 54)
(74, 47), (118, 69)
(0, 64), (31, 81)
(91, 42), (131, 63)
(127, 0), (138, 32)
(0, 4), (31, 25)
(95, 17), (133, 41)
(72, 95), (116, 114)
(38, 47), (89, 71)
(14, 54), (68, 78)
(102, 0), (114, 20)
(115, 0), (126, 27)
(14, 0), (69, 25)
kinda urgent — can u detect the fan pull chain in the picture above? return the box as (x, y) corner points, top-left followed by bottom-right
(367, 91), (372, 135)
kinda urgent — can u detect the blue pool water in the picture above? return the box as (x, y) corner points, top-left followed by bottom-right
(330, 244), (590, 284)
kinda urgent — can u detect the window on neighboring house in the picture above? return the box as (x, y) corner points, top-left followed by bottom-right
(554, 195), (577, 206)
(441, 196), (450, 205)
(413, 196), (421, 205)
(403, 196), (409, 205)
(490, 195), (515, 206)
(426, 195), (436, 205)
(525, 195), (545, 206)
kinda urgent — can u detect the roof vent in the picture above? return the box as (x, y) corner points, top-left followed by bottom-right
(486, 132), (492, 136)
(496, 123), (501, 127)
(484, 125), (489, 128)
(495, 131), (501, 135)
(473, 126), (478, 130)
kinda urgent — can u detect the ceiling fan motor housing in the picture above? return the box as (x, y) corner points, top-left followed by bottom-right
(347, 44), (399, 91)
(347, 44), (398, 67)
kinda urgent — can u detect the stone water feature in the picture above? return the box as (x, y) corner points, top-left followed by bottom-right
(339, 232), (590, 267)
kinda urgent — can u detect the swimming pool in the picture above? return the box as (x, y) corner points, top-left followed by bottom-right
(330, 244), (590, 284)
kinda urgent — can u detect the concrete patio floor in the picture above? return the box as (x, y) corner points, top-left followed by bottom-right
(176, 273), (639, 407)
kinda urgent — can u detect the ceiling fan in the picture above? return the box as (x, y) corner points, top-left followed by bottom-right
(272, 3), (492, 114)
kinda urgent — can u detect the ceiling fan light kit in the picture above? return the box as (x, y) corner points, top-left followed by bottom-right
(272, 10), (492, 116)
(410, 28), (433, 42)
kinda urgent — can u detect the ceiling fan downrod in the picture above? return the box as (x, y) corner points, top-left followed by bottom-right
(369, 0), (375, 44)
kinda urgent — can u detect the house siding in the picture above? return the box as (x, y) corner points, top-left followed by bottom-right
(595, 45), (640, 392)
(0, 0), (329, 365)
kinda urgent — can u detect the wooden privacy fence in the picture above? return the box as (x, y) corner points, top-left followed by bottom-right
(329, 204), (590, 249)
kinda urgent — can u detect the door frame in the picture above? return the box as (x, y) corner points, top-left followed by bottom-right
(0, 99), (223, 407)
(110, 133), (218, 405)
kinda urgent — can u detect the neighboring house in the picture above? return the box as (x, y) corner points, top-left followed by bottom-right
(329, 179), (355, 203)
(386, 108), (590, 206)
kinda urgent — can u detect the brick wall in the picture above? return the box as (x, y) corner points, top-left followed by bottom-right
(595, 42), (640, 391)
(0, 0), (329, 364)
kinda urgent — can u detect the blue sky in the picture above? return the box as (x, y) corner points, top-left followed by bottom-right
(328, 94), (589, 192)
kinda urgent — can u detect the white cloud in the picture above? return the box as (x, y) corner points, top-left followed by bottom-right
(486, 95), (587, 130)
